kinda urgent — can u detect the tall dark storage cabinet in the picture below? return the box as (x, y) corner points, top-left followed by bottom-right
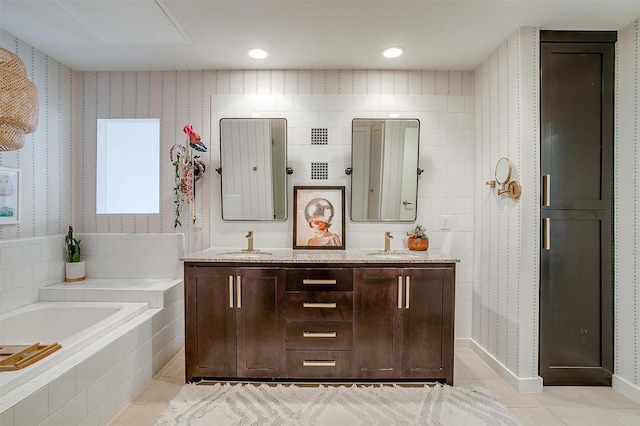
(539, 31), (615, 386)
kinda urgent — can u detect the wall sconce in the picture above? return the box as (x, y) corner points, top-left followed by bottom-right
(486, 157), (521, 199)
(0, 48), (39, 151)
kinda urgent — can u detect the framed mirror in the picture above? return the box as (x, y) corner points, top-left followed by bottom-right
(219, 118), (288, 220)
(350, 118), (421, 222)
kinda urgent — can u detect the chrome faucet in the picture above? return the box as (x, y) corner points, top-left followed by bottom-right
(246, 231), (254, 251)
(384, 232), (393, 252)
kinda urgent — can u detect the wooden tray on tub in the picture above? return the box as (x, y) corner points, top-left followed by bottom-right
(0, 343), (61, 371)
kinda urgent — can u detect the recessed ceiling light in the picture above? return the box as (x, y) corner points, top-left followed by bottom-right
(247, 48), (268, 59)
(382, 47), (404, 59)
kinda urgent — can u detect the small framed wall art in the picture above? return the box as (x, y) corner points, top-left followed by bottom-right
(293, 186), (345, 250)
(0, 167), (20, 225)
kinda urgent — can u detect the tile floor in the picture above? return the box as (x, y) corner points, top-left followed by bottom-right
(110, 348), (640, 425)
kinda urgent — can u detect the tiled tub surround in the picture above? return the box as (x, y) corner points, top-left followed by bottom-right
(0, 233), (185, 425)
(0, 233), (184, 314)
(40, 278), (183, 308)
(0, 302), (149, 397)
(0, 280), (184, 426)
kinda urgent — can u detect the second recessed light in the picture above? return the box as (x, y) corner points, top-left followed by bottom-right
(382, 47), (404, 59)
(247, 48), (268, 59)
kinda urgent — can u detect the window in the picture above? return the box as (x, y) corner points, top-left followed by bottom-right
(96, 118), (160, 214)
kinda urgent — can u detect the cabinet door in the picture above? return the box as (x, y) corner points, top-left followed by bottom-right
(539, 210), (612, 385)
(353, 268), (402, 378)
(540, 32), (614, 385)
(402, 267), (455, 381)
(236, 268), (286, 378)
(185, 266), (237, 380)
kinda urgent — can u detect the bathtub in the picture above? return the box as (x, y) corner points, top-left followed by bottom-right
(0, 301), (148, 397)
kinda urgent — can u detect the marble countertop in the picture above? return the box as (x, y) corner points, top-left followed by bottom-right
(182, 248), (459, 264)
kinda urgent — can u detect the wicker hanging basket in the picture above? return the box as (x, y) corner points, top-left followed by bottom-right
(0, 48), (39, 151)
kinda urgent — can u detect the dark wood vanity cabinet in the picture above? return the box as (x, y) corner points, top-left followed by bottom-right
(185, 266), (285, 381)
(354, 267), (455, 382)
(184, 261), (455, 384)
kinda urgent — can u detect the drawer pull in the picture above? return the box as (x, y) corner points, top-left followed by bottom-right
(303, 302), (337, 309)
(303, 331), (337, 338)
(302, 279), (337, 285)
(303, 360), (336, 367)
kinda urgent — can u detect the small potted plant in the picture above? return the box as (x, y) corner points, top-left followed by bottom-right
(65, 226), (85, 282)
(406, 224), (429, 251)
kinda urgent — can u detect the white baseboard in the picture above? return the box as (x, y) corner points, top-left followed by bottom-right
(466, 338), (543, 394)
(613, 374), (640, 404)
(454, 337), (471, 350)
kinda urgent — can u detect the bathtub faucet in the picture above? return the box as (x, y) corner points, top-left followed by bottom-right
(246, 231), (254, 251)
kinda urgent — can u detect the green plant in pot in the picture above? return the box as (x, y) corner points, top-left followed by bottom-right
(65, 226), (85, 282)
(406, 224), (429, 251)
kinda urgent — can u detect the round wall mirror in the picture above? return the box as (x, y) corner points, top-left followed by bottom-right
(495, 157), (512, 185)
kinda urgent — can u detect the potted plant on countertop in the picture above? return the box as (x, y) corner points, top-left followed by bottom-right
(406, 224), (429, 251)
(65, 225), (85, 282)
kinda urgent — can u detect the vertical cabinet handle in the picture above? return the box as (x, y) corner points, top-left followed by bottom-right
(543, 175), (551, 207)
(397, 276), (403, 309)
(236, 276), (242, 308)
(228, 275), (234, 308)
(405, 277), (411, 309)
(543, 218), (551, 250)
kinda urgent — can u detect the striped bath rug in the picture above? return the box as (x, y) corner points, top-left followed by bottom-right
(155, 382), (521, 425)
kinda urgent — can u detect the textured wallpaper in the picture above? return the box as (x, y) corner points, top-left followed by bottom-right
(0, 31), (74, 241)
(473, 28), (541, 389)
(615, 18), (640, 392)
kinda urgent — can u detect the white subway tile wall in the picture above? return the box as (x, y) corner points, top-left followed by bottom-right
(0, 234), (184, 314)
(209, 91), (475, 339)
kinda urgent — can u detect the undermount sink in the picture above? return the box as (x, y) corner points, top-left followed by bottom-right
(367, 251), (420, 259)
(217, 250), (272, 259)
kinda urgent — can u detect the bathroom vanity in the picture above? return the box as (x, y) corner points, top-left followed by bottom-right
(183, 249), (457, 384)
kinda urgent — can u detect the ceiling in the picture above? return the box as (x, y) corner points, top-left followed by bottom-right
(1, 0), (640, 72)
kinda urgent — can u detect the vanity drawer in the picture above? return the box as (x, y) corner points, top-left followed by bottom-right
(286, 350), (353, 378)
(286, 292), (353, 321)
(286, 321), (353, 350)
(286, 269), (353, 292)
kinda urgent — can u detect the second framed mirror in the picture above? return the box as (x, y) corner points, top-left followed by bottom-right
(350, 118), (421, 222)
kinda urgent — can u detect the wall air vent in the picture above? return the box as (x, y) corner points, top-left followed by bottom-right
(311, 128), (328, 145)
(311, 162), (328, 180)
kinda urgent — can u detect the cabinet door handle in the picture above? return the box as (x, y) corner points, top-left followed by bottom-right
(236, 276), (242, 308)
(303, 279), (337, 285)
(303, 302), (337, 309)
(228, 275), (234, 308)
(543, 174), (551, 207)
(398, 276), (403, 309)
(303, 331), (337, 338)
(405, 277), (411, 309)
(303, 360), (336, 367)
(543, 218), (551, 250)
